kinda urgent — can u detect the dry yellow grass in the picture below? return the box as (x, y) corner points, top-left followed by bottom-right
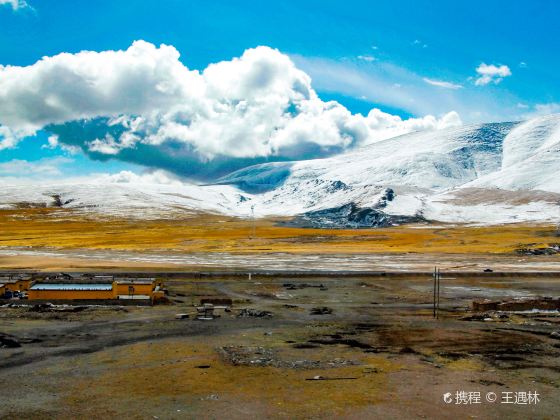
(0, 208), (557, 255)
(64, 340), (397, 418)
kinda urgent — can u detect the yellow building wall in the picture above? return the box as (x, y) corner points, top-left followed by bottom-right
(113, 283), (154, 296)
(28, 289), (114, 300)
(5, 279), (32, 292)
(25, 281), (161, 301)
(152, 290), (165, 303)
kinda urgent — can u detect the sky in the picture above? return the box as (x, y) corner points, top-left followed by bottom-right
(1, 0), (559, 183)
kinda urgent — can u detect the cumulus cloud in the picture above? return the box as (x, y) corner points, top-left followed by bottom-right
(423, 78), (462, 90)
(100, 169), (186, 186)
(41, 134), (59, 150)
(474, 63), (511, 86)
(40, 134), (80, 154)
(365, 109), (461, 141)
(0, 0), (30, 11)
(0, 126), (20, 149)
(0, 157), (72, 177)
(0, 41), (462, 180)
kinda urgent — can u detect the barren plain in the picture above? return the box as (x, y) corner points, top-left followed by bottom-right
(2, 274), (560, 419)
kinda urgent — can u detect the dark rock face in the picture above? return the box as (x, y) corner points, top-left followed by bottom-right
(377, 188), (395, 208)
(516, 244), (560, 256)
(282, 193), (425, 229)
(324, 180), (350, 193)
(50, 194), (75, 207)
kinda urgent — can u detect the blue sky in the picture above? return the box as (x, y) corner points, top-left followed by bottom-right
(1, 0), (559, 181)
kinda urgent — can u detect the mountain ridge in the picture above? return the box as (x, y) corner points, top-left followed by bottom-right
(1, 114), (559, 226)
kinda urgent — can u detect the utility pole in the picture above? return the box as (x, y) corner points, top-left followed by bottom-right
(557, 200), (560, 237)
(433, 268), (455, 320)
(250, 205), (256, 239)
(433, 267), (437, 319)
(436, 267), (441, 320)
(433, 267), (442, 319)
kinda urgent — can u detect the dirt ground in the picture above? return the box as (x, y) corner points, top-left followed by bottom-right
(1, 274), (559, 419)
(2, 251), (560, 272)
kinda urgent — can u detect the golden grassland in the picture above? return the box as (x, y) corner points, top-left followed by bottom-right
(64, 338), (399, 417)
(0, 207), (558, 254)
(33, 323), (506, 418)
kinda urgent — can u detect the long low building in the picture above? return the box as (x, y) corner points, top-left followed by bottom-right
(28, 283), (114, 300)
(25, 278), (165, 303)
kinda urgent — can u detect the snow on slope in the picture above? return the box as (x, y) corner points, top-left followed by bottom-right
(0, 181), (249, 218)
(465, 114), (560, 193)
(1, 114), (559, 225)
(221, 122), (514, 191)
(222, 114), (560, 224)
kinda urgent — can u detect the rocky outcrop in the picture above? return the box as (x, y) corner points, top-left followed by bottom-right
(282, 198), (425, 229)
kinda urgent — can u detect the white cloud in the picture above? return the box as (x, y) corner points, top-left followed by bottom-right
(41, 134), (59, 149)
(515, 103), (560, 120)
(0, 41), (194, 133)
(292, 54), (521, 123)
(0, 126), (19, 149)
(534, 103), (560, 114)
(474, 63), (511, 86)
(519, 61), (527, 68)
(365, 109), (461, 142)
(0, 41), (462, 179)
(357, 55), (375, 62)
(0, 157), (72, 177)
(0, 0), (30, 11)
(423, 78), (462, 90)
(41, 134), (80, 154)
(525, 103), (560, 117)
(101, 170), (185, 186)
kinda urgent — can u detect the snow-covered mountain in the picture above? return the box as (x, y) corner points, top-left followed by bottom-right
(2, 114), (560, 226)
